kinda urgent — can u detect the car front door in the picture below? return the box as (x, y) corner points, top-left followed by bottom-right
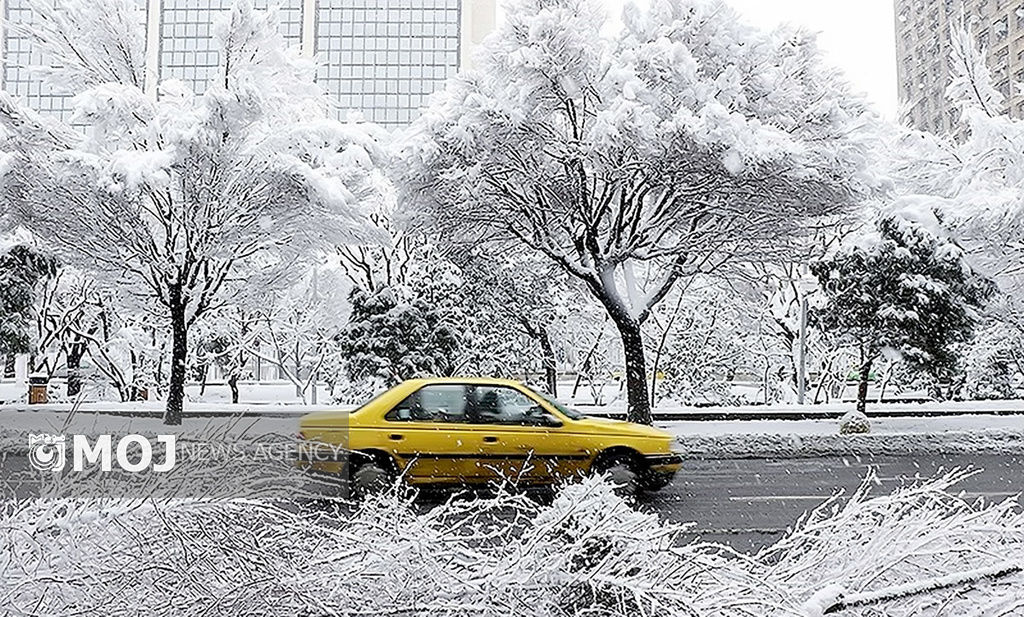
(465, 384), (582, 485)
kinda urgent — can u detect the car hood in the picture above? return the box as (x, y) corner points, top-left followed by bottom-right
(568, 416), (672, 439)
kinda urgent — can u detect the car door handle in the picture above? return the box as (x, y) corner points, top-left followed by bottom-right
(389, 434), (404, 441)
(483, 436), (498, 443)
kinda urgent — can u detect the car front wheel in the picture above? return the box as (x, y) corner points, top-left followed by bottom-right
(592, 453), (641, 497)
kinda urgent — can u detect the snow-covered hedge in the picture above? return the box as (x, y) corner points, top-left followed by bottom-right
(1, 473), (1021, 616)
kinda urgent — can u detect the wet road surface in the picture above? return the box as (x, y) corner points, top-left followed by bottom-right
(643, 454), (1024, 553)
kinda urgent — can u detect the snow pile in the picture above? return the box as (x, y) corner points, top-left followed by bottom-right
(2, 473), (1023, 616)
(838, 410), (870, 434)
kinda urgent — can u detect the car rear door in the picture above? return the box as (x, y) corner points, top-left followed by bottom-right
(380, 384), (482, 484)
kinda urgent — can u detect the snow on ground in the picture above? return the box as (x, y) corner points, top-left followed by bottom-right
(664, 415), (1024, 459)
(663, 414), (1024, 436)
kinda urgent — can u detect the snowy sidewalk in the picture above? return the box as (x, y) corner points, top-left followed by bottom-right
(4, 398), (1024, 421)
(663, 414), (1024, 459)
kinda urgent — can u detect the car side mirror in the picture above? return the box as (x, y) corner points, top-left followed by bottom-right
(541, 412), (563, 428)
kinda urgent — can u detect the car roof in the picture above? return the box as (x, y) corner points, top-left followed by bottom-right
(401, 377), (527, 388)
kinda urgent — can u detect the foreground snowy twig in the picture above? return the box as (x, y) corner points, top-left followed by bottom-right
(0, 472), (1022, 616)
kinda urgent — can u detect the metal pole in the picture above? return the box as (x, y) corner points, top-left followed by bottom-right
(797, 294), (808, 404)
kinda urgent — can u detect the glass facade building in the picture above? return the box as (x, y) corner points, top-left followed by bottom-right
(895, 0), (1024, 135)
(0, 0), (493, 128)
(315, 0), (461, 126)
(159, 0), (303, 93)
(3, 0), (76, 120)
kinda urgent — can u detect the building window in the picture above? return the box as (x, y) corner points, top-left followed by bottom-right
(315, 0), (462, 127)
(159, 0), (302, 94)
(4, 0), (75, 119)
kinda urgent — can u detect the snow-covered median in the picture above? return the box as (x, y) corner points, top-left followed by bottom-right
(2, 408), (1023, 459)
(1, 472), (1021, 616)
(664, 414), (1024, 458)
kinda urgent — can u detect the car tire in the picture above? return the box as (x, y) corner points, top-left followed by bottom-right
(350, 461), (393, 499)
(593, 453), (640, 497)
(641, 473), (671, 492)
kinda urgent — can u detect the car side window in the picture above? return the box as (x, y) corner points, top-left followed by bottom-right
(386, 384), (468, 422)
(469, 386), (543, 425)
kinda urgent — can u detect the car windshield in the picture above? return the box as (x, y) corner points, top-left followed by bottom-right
(539, 392), (585, 420)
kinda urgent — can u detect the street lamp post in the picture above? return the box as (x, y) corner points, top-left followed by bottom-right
(796, 273), (817, 405)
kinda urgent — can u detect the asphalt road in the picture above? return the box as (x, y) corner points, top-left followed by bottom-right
(642, 454), (1024, 553)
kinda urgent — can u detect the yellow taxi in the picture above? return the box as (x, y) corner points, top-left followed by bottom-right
(297, 377), (683, 496)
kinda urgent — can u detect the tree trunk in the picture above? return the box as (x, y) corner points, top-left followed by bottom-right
(538, 326), (557, 397)
(856, 356), (873, 414)
(66, 338), (87, 398)
(228, 373), (239, 404)
(199, 363), (208, 396)
(612, 315), (652, 425)
(166, 297), (187, 426)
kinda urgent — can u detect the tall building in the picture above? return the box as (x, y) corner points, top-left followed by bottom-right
(895, 0), (1024, 135)
(0, 0), (496, 128)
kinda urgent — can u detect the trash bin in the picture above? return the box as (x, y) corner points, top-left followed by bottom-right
(28, 374), (48, 405)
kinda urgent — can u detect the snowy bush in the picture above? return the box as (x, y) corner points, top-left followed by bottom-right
(2, 472), (1023, 616)
(839, 410), (871, 434)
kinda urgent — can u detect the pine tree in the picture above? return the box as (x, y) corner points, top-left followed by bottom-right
(0, 241), (57, 356)
(811, 210), (995, 413)
(338, 286), (461, 388)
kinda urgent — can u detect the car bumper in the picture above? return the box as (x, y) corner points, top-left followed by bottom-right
(643, 453), (683, 473)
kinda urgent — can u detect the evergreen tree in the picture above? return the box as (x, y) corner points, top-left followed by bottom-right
(0, 242), (57, 356)
(811, 210), (995, 413)
(338, 286), (461, 388)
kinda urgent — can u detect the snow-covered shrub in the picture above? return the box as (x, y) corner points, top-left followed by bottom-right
(3, 472), (1023, 616)
(766, 470), (1024, 616)
(838, 410), (870, 434)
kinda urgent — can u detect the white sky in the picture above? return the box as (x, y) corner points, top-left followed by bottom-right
(495, 1), (898, 120)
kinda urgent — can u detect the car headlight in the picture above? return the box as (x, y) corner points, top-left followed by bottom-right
(670, 441), (686, 456)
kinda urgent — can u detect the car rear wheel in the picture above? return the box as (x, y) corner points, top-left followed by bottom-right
(350, 460), (393, 499)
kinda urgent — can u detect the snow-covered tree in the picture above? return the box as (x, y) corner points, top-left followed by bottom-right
(398, 0), (877, 423)
(338, 251), (463, 390)
(963, 317), (1022, 400)
(0, 0), (385, 423)
(248, 265), (350, 404)
(811, 208), (994, 413)
(29, 267), (106, 395)
(454, 248), (579, 396)
(647, 283), (748, 406)
(192, 306), (254, 404)
(0, 231), (57, 357)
